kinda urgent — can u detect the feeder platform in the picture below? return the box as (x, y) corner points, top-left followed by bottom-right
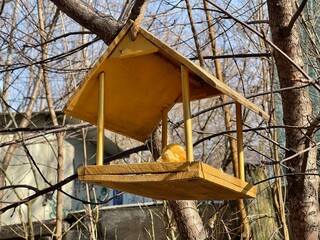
(78, 162), (256, 200)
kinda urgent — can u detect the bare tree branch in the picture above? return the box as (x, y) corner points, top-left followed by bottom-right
(189, 52), (271, 60)
(286, 0), (308, 33)
(207, 0), (317, 89)
(24, 31), (92, 48)
(0, 123), (91, 133)
(0, 174), (77, 214)
(103, 144), (148, 163)
(49, 0), (122, 44)
(0, 123), (91, 148)
(0, 185), (39, 193)
(129, 0), (150, 40)
(300, 113), (320, 174)
(254, 172), (320, 186)
(305, 113), (320, 138)
(174, 83), (311, 127)
(0, 173), (126, 214)
(0, 38), (99, 73)
(0, 0), (5, 16)
(128, 0), (149, 21)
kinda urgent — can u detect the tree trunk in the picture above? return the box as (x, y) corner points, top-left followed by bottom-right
(169, 201), (207, 239)
(246, 165), (281, 239)
(49, 0), (121, 45)
(267, 1), (319, 239)
(150, 126), (207, 239)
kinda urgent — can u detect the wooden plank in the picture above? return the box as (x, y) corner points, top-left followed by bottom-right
(80, 171), (255, 200)
(78, 162), (253, 189)
(198, 163), (256, 197)
(200, 163), (251, 188)
(236, 103), (245, 181)
(161, 108), (168, 150)
(96, 72), (105, 165)
(181, 65), (194, 162)
(68, 52), (183, 142)
(79, 171), (200, 183)
(78, 162), (256, 200)
(109, 33), (159, 59)
(138, 27), (275, 124)
(78, 162), (198, 175)
(63, 21), (133, 114)
(201, 172), (256, 198)
(79, 171), (200, 199)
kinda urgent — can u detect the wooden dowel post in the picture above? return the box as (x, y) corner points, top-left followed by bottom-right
(161, 108), (168, 150)
(236, 103), (244, 181)
(96, 72), (105, 165)
(181, 65), (194, 162)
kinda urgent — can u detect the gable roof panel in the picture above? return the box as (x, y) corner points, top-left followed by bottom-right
(64, 21), (272, 142)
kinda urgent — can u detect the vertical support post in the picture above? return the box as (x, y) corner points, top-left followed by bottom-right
(181, 65), (193, 162)
(96, 72), (105, 165)
(161, 108), (168, 150)
(236, 102), (245, 181)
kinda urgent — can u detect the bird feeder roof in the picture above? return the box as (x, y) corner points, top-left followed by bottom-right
(64, 21), (271, 142)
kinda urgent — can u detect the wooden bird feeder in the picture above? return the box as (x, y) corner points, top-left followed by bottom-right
(64, 21), (272, 200)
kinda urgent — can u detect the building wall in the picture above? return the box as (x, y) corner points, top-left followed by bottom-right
(0, 203), (167, 240)
(0, 203), (223, 240)
(0, 133), (151, 226)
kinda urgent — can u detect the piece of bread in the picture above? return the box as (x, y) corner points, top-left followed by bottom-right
(160, 144), (187, 162)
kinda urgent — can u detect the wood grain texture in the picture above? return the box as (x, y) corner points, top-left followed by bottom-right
(78, 162), (256, 200)
(64, 21), (273, 142)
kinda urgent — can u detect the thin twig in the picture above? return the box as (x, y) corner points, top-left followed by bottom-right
(207, 1), (316, 86)
(0, 0), (4, 16)
(189, 52), (271, 60)
(185, 0), (205, 67)
(103, 144), (148, 163)
(0, 123), (90, 148)
(24, 31), (92, 48)
(174, 83), (310, 127)
(0, 185), (39, 193)
(254, 172), (320, 186)
(0, 38), (99, 73)
(286, 0), (308, 32)
(0, 174), (77, 214)
(0, 174), (126, 214)
(0, 123), (91, 133)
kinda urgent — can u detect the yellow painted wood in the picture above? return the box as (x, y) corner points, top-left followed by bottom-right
(138, 27), (275, 124)
(65, 53), (183, 142)
(78, 162), (256, 200)
(181, 65), (193, 162)
(161, 108), (168, 150)
(96, 72), (105, 165)
(64, 21), (273, 143)
(62, 21), (270, 201)
(236, 103), (245, 181)
(109, 33), (159, 59)
(78, 162), (196, 175)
